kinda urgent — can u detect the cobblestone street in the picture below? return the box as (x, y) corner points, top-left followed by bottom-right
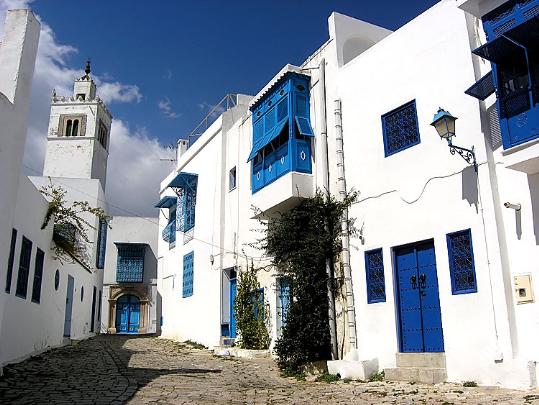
(0, 335), (538, 404)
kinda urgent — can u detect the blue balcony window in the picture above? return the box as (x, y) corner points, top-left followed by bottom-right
(116, 243), (145, 283)
(248, 72), (314, 193)
(381, 100), (421, 157)
(165, 173), (198, 233)
(466, 0), (539, 149)
(162, 218), (176, 246)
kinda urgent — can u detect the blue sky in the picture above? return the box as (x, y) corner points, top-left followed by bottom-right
(31, 0), (438, 148)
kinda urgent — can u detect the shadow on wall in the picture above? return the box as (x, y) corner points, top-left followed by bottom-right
(527, 173), (539, 245)
(461, 166), (478, 212)
(156, 291), (162, 336)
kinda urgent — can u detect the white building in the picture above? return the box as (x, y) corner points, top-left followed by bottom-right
(157, 0), (539, 389)
(1, 7), (158, 372)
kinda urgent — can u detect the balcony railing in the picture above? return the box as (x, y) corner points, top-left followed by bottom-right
(162, 219), (176, 244)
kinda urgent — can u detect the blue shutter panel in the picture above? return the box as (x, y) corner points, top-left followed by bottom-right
(16, 237), (32, 298)
(116, 245), (145, 283)
(182, 252), (194, 297)
(5, 228), (17, 293)
(31, 248), (45, 303)
(447, 229), (477, 294)
(365, 248), (386, 303)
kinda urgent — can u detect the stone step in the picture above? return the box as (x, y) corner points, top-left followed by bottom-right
(396, 353), (446, 368)
(384, 367), (447, 384)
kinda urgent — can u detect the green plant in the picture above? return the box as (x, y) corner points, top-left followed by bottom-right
(256, 190), (357, 373)
(184, 340), (206, 350)
(342, 378), (352, 384)
(234, 261), (270, 350)
(368, 370), (385, 382)
(462, 381), (478, 387)
(315, 373), (340, 383)
(39, 180), (109, 267)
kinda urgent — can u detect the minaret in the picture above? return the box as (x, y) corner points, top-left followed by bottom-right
(42, 61), (112, 188)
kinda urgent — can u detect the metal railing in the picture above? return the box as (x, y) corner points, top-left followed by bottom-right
(186, 94), (238, 149)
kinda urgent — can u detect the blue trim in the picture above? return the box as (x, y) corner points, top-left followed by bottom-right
(15, 236), (32, 299)
(5, 228), (17, 293)
(182, 251), (194, 298)
(381, 100), (421, 157)
(167, 172), (198, 191)
(446, 229), (477, 295)
(155, 196), (177, 208)
(31, 248), (45, 304)
(365, 248), (386, 304)
(247, 118), (288, 162)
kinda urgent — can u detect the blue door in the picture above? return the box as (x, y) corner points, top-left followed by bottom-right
(230, 278), (237, 338)
(395, 241), (444, 352)
(115, 295), (140, 334)
(279, 278), (291, 327)
(63, 275), (74, 337)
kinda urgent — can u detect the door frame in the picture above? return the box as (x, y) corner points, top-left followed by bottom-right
(115, 294), (141, 334)
(64, 275), (74, 337)
(392, 238), (444, 353)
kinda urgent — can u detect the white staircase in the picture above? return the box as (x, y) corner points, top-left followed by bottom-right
(385, 353), (447, 384)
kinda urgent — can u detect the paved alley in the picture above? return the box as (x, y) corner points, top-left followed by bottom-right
(0, 335), (538, 404)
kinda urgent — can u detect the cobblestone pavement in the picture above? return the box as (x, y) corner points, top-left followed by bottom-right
(1, 335), (539, 404)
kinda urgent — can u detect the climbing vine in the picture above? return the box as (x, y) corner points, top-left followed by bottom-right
(257, 190), (357, 373)
(39, 181), (109, 268)
(234, 260), (270, 350)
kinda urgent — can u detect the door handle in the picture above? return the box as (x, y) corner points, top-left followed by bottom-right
(410, 275), (417, 289)
(419, 274), (426, 289)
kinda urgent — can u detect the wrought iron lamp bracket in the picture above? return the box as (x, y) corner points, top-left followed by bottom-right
(447, 139), (477, 172)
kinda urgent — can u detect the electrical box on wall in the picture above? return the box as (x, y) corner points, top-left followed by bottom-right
(514, 274), (534, 304)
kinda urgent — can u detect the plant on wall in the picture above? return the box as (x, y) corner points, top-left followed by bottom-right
(256, 190), (357, 373)
(234, 260), (270, 350)
(39, 180), (109, 268)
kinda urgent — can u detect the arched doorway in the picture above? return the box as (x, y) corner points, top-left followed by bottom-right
(115, 294), (140, 333)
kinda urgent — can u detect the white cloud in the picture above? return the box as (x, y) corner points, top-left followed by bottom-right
(198, 101), (226, 120)
(163, 69), (173, 80)
(1, 0), (171, 217)
(158, 97), (180, 119)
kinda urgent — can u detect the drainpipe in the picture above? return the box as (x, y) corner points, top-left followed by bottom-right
(319, 58), (338, 360)
(334, 98), (358, 351)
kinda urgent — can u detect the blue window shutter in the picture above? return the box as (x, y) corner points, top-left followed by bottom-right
(279, 278), (291, 325)
(447, 229), (477, 294)
(31, 248), (45, 303)
(116, 244), (145, 283)
(365, 248), (386, 303)
(16, 236), (32, 298)
(465, 71), (496, 101)
(96, 219), (107, 269)
(5, 228), (17, 293)
(182, 252), (194, 297)
(381, 100), (421, 157)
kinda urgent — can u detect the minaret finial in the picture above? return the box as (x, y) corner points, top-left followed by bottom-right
(85, 59), (91, 75)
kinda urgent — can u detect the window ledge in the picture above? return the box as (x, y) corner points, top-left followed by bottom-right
(502, 137), (539, 174)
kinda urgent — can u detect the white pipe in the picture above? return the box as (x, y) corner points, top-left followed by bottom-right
(318, 58), (338, 360)
(334, 98), (358, 350)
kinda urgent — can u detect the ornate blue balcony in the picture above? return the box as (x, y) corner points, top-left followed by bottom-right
(162, 219), (176, 244)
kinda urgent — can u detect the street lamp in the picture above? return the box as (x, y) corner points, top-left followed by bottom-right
(431, 107), (477, 172)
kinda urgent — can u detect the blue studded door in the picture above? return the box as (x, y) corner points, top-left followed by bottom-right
(115, 294), (140, 334)
(229, 278), (237, 338)
(395, 241), (444, 352)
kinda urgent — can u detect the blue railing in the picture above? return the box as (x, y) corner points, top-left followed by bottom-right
(162, 220), (176, 244)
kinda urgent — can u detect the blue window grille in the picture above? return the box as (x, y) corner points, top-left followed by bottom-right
(15, 236), (32, 298)
(466, 0), (539, 149)
(96, 218), (107, 269)
(31, 248), (45, 303)
(279, 278), (291, 326)
(381, 100), (421, 156)
(182, 251), (194, 298)
(447, 229), (477, 294)
(162, 218), (176, 246)
(250, 288), (265, 320)
(116, 244), (145, 283)
(247, 73), (314, 193)
(365, 248), (386, 303)
(165, 173), (198, 233)
(5, 228), (17, 293)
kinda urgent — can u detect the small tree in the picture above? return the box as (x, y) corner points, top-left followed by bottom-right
(40, 181), (109, 268)
(234, 261), (270, 350)
(257, 190), (357, 373)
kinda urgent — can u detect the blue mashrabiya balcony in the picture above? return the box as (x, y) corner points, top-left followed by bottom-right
(466, 0), (539, 153)
(247, 72), (314, 194)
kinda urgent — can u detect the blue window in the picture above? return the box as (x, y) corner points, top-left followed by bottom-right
(279, 278), (291, 326)
(251, 288), (265, 320)
(229, 166), (237, 191)
(182, 251), (194, 298)
(466, 0), (539, 149)
(31, 248), (45, 303)
(96, 218), (107, 269)
(165, 173), (198, 233)
(365, 248), (386, 303)
(116, 243), (145, 283)
(15, 236), (32, 299)
(5, 228), (17, 293)
(381, 100), (421, 156)
(247, 73), (314, 193)
(446, 229), (477, 294)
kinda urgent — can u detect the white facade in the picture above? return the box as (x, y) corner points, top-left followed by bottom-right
(100, 216), (159, 335)
(158, 0), (539, 389)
